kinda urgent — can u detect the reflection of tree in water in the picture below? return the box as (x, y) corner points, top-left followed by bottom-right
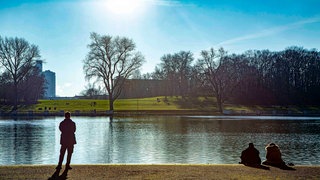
(109, 117), (170, 163)
(106, 117), (113, 163)
(160, 117), (221, 163)
(12, 121), (48, 164)
(75, 117), (111, 163)
(162, 117), (190, 163)
(214, 119), (320, 164)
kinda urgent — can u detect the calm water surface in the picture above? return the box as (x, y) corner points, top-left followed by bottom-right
(0, 116), (319, 165)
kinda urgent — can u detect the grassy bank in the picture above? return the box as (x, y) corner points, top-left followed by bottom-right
(1, 164), (319, 180)
(34, 96), (216, 112)
(1, 96), (320, 116)
(1, 96), (219, 116)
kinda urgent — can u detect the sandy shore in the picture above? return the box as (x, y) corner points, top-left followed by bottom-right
(0, 164), (319, 180)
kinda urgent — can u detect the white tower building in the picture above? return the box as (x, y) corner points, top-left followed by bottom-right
(43, 70), (56, 98)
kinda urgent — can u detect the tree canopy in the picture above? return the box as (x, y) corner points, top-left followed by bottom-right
(83, 32), (145, 110)
(0, 36), (43, 109)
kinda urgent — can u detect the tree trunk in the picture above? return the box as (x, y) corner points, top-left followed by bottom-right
(109, 96), (114, 111)
(13, 82), (18, 110)
(216, 95), (223, 113)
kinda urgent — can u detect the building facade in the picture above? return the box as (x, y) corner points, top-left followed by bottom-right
(43, 70), (56, 98)
(35, 60), (56, 98)
(35, 60), (43, 72)
(119, 79), (169, 99)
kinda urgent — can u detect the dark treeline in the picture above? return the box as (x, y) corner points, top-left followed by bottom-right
(231, 47), (320, 106)
(0, 67), (45, 105)
(145, 46), (320, 109)
(0, 36), (45, 108)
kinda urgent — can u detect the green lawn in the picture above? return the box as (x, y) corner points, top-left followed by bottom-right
(1, 96), (319, 115)
(30, 96), (217, 113)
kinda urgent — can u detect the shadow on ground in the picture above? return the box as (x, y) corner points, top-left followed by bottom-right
(48, 168), (69, 180)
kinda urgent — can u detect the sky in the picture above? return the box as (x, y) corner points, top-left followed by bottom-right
(1, 0), (320, 97)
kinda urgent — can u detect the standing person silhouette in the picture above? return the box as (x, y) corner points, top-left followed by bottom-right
(56, 112), (76, 170)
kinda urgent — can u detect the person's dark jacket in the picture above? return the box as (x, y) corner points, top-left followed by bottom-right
(264, 143), (284, 164)
(59, 119), (76, 145)
(240, 146), (261, 165)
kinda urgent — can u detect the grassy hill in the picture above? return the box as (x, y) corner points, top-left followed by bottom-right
(1, 96), (320, 116)
(32, 96), (217, 113)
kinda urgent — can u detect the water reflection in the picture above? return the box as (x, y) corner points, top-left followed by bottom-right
(0, 116), (320, 165)
(0, 119), (57, 164)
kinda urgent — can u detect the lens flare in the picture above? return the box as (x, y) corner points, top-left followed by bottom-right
(105, 0), (147, 15)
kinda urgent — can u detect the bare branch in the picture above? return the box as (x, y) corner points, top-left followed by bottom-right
(83, 33), (145, 110)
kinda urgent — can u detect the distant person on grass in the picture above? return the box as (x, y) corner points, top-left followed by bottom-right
(240, 143), (261, 166)
(56, 112), (76, 170)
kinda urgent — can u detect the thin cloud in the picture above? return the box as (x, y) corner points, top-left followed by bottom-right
(148, 0), (195, 7)
(217, 17), (320, 46)
(56, 83), (73, 97)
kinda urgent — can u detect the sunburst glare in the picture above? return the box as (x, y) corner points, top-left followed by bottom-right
(105, 0), (149, 15)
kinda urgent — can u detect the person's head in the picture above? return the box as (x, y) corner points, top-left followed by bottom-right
(266, 143), (278, 150)
(249, 143), (254, 148)
(65, 111), (71, 119)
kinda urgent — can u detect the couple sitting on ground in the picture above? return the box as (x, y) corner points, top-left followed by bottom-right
(240, 142), (288, 168)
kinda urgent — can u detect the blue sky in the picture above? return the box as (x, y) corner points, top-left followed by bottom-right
(1, 0), (320, 96)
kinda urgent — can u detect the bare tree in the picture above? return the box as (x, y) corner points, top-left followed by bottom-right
(156, 51), (193, 96)
(173, 51), (193, 96)
(80, 83), (104, 98)
(196, 47), (240, 113)
(131, 69), (142, 79)
(83, 32), (145, 111)
(19, 66), (45, 104)
(0, 36), (41, 110)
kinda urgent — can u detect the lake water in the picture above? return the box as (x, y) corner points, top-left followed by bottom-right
(0, 116), (319, 165)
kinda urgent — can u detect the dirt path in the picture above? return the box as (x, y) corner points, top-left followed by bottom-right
(1, 164), (319, 180)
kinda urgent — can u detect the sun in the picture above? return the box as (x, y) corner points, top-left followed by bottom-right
(105, 0), (148, 15)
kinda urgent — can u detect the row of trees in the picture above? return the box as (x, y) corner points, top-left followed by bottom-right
(1, 33), (319, 112)
(0, 36), (45, 110)
(230, 47), (320, 106)
(83, 33), (320, 112)
(148, 48), (242, 112)
(148, 47), (320, 111)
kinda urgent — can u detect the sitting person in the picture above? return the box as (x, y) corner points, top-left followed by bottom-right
(262, 143), (286, 167)
(240, 143), (261, 166)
